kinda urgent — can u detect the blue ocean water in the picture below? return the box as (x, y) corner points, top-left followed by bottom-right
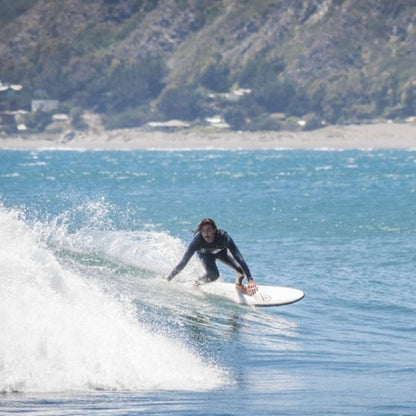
(0, 148), (415, 415)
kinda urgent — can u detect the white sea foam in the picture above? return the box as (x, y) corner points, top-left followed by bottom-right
(0, 206), (226, 393)
(42, 201), (203, 279)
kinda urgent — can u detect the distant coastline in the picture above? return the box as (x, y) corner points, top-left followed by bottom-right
(1, 122), (415, 151)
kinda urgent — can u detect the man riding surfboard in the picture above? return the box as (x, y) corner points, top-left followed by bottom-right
(167, 218), (258, 295)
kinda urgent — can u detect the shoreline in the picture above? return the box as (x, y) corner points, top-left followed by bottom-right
(0, 122), (415, 150)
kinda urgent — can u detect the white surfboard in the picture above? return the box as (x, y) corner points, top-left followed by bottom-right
(198, 281), (304, 307)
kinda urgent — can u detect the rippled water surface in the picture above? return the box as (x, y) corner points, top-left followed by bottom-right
(1, 149), (415, 415)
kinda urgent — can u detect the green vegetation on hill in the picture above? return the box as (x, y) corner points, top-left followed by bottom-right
(0, 0), (415, 132)
(0, 0), (38, 29)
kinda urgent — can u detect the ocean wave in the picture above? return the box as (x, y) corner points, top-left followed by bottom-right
(0, 205), (227, 393)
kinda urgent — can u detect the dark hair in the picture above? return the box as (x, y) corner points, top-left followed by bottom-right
(194, 218), (217, 233)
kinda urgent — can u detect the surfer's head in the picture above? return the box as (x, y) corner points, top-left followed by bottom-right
(196, 218), (217, 232)
(196, 218), (217, 242)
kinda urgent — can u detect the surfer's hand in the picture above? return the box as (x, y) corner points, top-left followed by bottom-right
(236, 280), (258, 296)
(247, 279), (258, 295)
(167, 274), (174, 281)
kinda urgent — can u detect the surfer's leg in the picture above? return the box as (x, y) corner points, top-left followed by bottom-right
(196, 252), (220, 284)
(216, 251), (246, 287)
(216, 250), (244, 282)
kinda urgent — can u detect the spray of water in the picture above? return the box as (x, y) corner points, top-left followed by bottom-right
(0, 205), (227, 393)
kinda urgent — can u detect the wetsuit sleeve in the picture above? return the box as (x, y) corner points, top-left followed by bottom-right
(224, 232), (253, 279)
(167, 235), (200, 281)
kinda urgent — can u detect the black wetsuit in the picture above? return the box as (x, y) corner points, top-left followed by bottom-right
(167, 229), (252, 283)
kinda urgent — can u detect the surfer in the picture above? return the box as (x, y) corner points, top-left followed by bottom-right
(167, 218), (258, 295)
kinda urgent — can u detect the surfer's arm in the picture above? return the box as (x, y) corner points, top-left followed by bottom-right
(225, 233), (253, 280)
(167, 237), (198, 281)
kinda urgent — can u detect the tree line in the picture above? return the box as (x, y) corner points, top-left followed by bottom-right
(2, 50), (415, 132)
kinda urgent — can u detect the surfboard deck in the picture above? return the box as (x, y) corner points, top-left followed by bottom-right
(197, 281), (304, 307)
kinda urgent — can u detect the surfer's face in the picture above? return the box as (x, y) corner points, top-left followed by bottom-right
(201, 224), (215, 243)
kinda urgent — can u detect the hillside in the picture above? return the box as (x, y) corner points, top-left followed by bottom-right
(0, 0), (415, 132)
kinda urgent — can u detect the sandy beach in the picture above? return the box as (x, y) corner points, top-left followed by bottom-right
(1, 122), (415, 150)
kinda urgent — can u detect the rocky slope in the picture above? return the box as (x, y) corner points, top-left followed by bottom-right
(0, 0), (415, 130)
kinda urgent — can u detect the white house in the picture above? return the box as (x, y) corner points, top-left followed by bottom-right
(31, 99), (59, 112)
